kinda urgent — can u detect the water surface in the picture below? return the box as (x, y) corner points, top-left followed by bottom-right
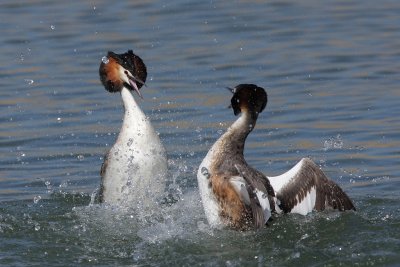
(1, 0), (399, 266)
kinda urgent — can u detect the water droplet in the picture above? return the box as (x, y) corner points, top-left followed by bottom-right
(127, 138), (133, 147)
(323, 134), (343, 151)
(33, 195), (41, 204)
(101, 56), (109, 64)
(45, 181), (52, 190)
(59, 181), (68, 188)
(291, 252), (300, 258)
(24, 79), (34, 85)
(300, 233), (309, 240)
(201, 167), (210, 179)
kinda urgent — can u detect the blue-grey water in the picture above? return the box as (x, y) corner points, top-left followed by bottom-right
(1, 0), (399, 266)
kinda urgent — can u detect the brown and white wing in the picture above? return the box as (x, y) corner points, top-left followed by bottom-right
(230, 175), (272, 228)
(268, 158), (355, 215)
(209, 170), (272, 229)
(231, 164), (277, 227)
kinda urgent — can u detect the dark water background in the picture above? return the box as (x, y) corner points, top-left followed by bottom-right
(1, 0), (399, 266)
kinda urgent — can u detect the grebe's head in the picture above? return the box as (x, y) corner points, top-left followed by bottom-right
(230, 84), (267, 117)
(99, 50), (147, 97)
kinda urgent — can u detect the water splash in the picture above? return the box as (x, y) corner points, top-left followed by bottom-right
(101, 56), (109, 64)
(33, 195), (42, 204)
(136, 191), (207, 244)
(323, 134), (343, 151)
(24, 79), (34, 85)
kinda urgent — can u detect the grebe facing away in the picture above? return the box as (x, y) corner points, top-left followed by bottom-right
(98, 50), (167, 207)
(197, 84), (355, 230)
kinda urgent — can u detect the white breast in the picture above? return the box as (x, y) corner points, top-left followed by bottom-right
(102, 88), (168, 209)
(197, 147), (223, 228)
(102, 135), (167, 206)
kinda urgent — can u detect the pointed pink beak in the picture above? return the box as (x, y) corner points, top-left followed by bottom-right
(128, 79), (143, 99)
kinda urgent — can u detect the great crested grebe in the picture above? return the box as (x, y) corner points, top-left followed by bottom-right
(98, 50), (167, 207)
(197, 84), (355, 230)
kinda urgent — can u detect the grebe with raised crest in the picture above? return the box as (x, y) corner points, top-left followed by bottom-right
(98, 50), (167, 207)
(197, 84), (355, 230)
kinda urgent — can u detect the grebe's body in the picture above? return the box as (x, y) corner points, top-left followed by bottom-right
(98, 51), (167, 207)
(197, 84), (355, 230)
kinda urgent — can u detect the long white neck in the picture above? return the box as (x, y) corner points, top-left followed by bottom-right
(118, 87), (150, 140)
(213, 111), (257, 156)
(121, 86), (141, 113)
(196, 111), (259, 227)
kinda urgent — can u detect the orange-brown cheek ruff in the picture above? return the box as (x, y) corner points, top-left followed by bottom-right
(210, 174), (252, 230)
(99, 57), (123, 93)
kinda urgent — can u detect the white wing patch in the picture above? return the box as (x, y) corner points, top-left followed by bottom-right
(254, 189), (271, 223)
(230, 176), (251, 205)
(230, 177), (272, 224)
(267, 158), (318, 215)
(289, 186), (316, 215)
(268, 158), (305, 192)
